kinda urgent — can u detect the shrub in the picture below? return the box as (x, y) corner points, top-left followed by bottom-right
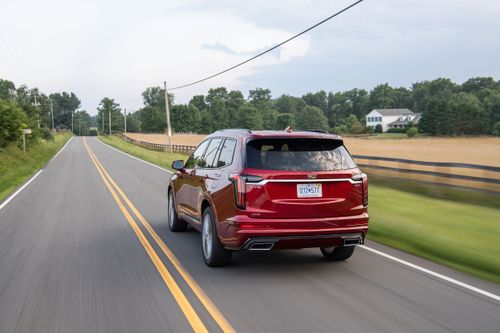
(88, 128), (98, 136)
(375, 124), (383, 133)
(0, 99), (27, 147)
(406, 127), (418, 138)
(365, 126), (375, 134)
(332, 125), (348, 134)
(492, 122), (500, 136)
(387, 128), (406, 133)
(349, 123), (365, 134)
(40, 128), (54, 141)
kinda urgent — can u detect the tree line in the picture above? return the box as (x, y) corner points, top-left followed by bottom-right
(0, 78), (93, 148)
(121, 77), (500, 136)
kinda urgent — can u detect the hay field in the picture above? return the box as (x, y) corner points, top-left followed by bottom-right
(125, 133), (500, 166)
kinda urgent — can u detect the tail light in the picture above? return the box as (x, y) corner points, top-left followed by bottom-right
(229, 174), (263, 209)
(352, 173), (368, 206)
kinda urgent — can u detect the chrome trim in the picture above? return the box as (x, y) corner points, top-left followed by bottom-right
(240, 233), (364, 250)
(250, 177), (361, 186)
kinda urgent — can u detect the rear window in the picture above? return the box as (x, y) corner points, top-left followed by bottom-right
(246, 138), (357, 171)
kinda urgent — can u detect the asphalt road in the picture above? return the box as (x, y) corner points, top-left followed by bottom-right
(0, 136), (499, 333)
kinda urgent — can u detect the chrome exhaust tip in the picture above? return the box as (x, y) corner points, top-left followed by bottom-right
(248, 242), (275, 251)
(342, 235), (363, 247)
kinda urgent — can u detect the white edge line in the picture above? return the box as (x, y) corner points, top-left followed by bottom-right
(0, 135), (74, 211)
(95, 136), (500, 303)
(360, 245), (500, 302)
(96, 137), (172, 173)
(0, 169), (44, 211)
(49, 136), (73, 163)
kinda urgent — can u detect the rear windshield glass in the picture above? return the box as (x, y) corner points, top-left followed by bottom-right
(246, 138), (357, 171)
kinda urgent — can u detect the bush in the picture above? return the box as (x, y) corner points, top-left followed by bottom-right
(349, 123), (365, 134)
(40, 128), (54, 141)
(88, 128), (98, 136)
(406, 127), (418, 138)
(387, 128), (406, 133)
(0, 99), (27, 147)
(492, 122), (500, 136)
(365, 126), (375, 134)
(332, 125), (348, 134)
(375, 124), (383, 133)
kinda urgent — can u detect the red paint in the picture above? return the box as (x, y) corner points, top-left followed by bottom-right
(170, 130), (369, 250)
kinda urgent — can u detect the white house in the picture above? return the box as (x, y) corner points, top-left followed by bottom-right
(366, 109), (421, 132)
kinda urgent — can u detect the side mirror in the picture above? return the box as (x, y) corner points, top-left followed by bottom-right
(172, 160), (185, 172)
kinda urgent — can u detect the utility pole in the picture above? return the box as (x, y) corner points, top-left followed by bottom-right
(78, 113), (81, 136)
(109, 109), (112, 135)
(32, 91), (40, 128)
(71, 111), (74, 133)
(124, 108), (127, 134)
(164, 81), (173, 153)
(101, 110), (104, 135)
(50, 99), (55, 130)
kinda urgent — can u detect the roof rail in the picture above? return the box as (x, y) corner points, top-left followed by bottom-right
(216, 128), (252, 133)
(302, 130), (330, 134)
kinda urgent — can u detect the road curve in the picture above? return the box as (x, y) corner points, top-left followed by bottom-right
(0, 137), (498, 333)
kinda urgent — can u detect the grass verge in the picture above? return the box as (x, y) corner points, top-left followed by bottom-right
(368, 186), (500, 284)
(98, 135), (188, 170)
(0, 132), (73, 202)
(100, 134), (500, 283)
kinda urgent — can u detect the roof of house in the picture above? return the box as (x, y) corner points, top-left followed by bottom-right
(371, 108), (414, 116)
(388, 113), (422, 126)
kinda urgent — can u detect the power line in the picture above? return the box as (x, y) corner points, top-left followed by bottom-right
(169, 0), (365, 91)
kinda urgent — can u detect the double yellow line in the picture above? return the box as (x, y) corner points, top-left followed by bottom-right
(83, 138), (235, 333)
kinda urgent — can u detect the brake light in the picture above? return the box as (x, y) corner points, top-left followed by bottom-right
(352, 173), (368, 206)
(229, 174), (263, 209)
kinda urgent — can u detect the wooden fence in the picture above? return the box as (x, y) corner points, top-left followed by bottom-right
(119, 134), (500, 193)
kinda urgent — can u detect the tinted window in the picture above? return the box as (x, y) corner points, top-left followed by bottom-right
(185, 140), (209, 168)
(201, 138), (222, 168)
(246, 138), (357, 171)
(216, 139), (236, 168)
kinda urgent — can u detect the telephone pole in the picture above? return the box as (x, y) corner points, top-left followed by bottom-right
(101, 111), (104, 135)
(124, 108), (127, 134)
(164, 81), (173, 153)
(50, 99), (55, 130)
(71, 111), (74, 133)
(109, 109), (112, 135)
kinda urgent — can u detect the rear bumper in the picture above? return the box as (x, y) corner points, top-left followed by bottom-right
(219, 213), (369, 250)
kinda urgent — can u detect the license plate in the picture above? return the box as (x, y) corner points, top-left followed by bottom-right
(297, 183), (322, 198)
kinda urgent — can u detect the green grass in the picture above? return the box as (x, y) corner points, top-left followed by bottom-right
(368, 185), (500, 283)
(100, 134), (500, 283)
(0, 132), (73, 202)
(98, 135), (189, 170)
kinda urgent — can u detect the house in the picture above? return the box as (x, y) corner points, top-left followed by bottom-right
(365, 109), (421, 132)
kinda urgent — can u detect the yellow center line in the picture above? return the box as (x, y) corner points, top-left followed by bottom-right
(87, 138), (237, 333)
(83, 138), (209, 333)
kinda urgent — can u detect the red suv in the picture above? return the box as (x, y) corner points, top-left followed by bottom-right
(168, 129), (368, 266)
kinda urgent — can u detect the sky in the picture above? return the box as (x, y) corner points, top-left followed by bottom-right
(1, 0), (499, 114)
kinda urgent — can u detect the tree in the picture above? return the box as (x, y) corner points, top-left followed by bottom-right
(96, 98), (123, 134)
(275, 113), (295, 129)
(209, 98), (228, 129)
(302, 90), (328, 114)
(239, 105), (263, 130)
(295, 106), (328, 131)
(406, 127), (418, 138)
(206, 87), (228, 106)
(369, 83), (397, 109)
(49, 92), (81, 130)
(249, 88), (271, 108)
(171, 104), (201, 133)
(189, 95), (207, 111)
(74, 110), (92, 136)
(274, 94), (304, 114)
(0, 99), (27, 147)
(0, 79), (15, 100)
(375, 124), (383, 133)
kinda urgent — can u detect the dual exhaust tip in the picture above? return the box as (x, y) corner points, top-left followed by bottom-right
(246, 234), (363, 251)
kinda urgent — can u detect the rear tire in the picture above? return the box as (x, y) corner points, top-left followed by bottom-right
(320, 246), (355, 261)
(201, 207), (232, 267)
(168, 190), (187, 232)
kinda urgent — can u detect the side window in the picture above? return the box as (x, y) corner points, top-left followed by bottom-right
(216, 139), (236, 168)
(185, 140), (210, 169)
(201, 138), (223, 168)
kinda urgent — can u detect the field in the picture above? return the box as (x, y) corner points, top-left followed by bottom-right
(0, 132), (73, 202)
(124, 133), (500, 166)
(100, 135), (500, 283)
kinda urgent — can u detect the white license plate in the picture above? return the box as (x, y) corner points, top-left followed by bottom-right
(297, 183), (322, 198)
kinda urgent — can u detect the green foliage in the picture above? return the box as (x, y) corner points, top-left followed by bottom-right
(0, 99), (27, 147)
(375, 124), (383, 133)
(97, 98), (123, 134)
(386, 128), (406, 133)
(492, 122), (500, 136)
(295, 106), (328, 131)
(88, 128), (98, 136)
(118, 76), (500, 136)
(406, 127), (418, 137)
